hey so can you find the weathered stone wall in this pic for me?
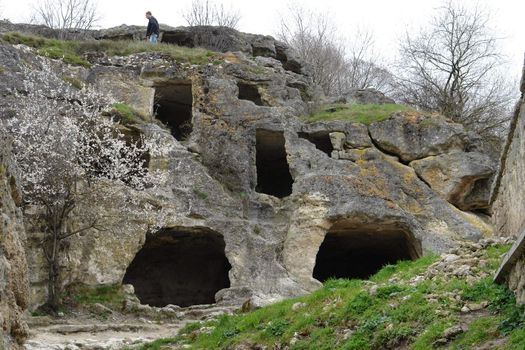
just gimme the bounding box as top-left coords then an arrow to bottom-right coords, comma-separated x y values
508,256 -> 525,304
491,61 -> 525,237
495,228 -> 525,305
493,59 -> 525,304
0,136 -> 29,349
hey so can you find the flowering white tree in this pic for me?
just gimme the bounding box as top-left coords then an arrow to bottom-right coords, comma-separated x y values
2,67 -> 167,311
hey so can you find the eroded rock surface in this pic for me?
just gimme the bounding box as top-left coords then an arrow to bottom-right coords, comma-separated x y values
369,113 -> 468,162
343,88 -> 395,105
0,23 -> 498,315
493,64 -> 525,305
410,152 -> 496,210
0,137 -> 29,349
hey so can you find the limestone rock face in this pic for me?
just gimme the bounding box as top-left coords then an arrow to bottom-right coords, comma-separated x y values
410,152 -> 496,210
0,137 -> 29,349
369,113 -> 468,162
95,25 -> 309,75
492,83 -> 525,237
507,256 -> 525,304
0,24 -> 498,310
344,88 -> 395,105
492,63 -> 525,306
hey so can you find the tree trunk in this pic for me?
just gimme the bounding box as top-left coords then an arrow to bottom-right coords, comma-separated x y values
46,254 -> 61,312
44,229 -> 61,313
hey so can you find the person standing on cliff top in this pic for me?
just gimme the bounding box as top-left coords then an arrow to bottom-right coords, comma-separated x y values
145,11 -> 159,44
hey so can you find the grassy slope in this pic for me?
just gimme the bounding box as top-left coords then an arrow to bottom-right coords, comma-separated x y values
0,32 -> 217,66
303,103 -> 414,124
134,244 -> 525,350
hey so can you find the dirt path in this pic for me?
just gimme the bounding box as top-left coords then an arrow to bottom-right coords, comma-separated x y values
23,303 -> 237,349
25,320 -> 188,350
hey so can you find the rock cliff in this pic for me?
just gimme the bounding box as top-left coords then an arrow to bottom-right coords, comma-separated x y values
0,136 -> 29,349
493,59 -> 525,304
491,62 -> 525,238
0,23 -> 498,312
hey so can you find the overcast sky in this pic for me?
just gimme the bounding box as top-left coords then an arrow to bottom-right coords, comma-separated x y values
2,0 -> 524,78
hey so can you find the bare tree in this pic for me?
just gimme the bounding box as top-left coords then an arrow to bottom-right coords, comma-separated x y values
183,0 -> 241,29
335,29 -> 395,95
278,6 -> 344,96
31,0 -> 98,36
277,6 -> 392,97
395,0 -> 517,137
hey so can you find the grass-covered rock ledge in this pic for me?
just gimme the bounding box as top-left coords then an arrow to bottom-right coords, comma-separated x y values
303,103 -> 414,124
0,32 -> 218,66
134,240 -> 525,350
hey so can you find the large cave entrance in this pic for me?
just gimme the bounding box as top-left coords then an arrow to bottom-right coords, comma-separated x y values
313,221 -> 421,282
122,228 -> 231,307
255,129 -> 294,198
154,82 -> 193,141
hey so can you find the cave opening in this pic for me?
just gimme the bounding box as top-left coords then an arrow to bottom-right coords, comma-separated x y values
298,132 -> 334,156
154,82 -> 193,141
122,228 -> 231,307
313,221 -> 421,282
238,82 -> 265,106
255,130 -> 294,198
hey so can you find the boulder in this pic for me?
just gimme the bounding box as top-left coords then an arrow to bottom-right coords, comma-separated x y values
369,113 -> 468,162
329,132 -> 346,151
344,88 -> 395,105
410,152 -> 496,210
300,122 -> 373,150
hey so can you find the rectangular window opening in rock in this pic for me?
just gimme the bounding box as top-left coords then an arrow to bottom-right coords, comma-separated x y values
255,129 -> 294,198
154,82 -> 193,141
237,82 -> 265,106
298,132 -> 334,156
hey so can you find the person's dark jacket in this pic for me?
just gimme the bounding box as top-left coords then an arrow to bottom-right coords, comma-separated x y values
146,16 -> 159,36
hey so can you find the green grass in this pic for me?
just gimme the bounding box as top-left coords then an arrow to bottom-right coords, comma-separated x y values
125,337 -> 179,350
303,103 -> 414,124
66,284 -> 126,309
132,243 -> 525,350
109,103 -> 145,125
451,316 -> 501,348
1,32 -> 218,67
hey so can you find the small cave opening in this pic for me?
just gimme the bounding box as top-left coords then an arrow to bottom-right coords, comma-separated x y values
159,32 -> 195,47
237,82 -> 265,106
298,132 -> 334,156
313,222 -> 421,282
255,129 -> 294,198
154,83 -> 193,141
122,228 -> 231,307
